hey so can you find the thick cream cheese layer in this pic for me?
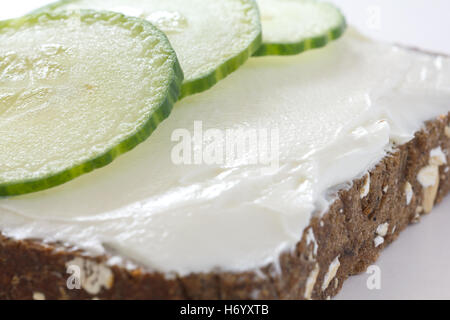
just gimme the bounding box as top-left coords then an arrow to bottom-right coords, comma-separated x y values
0,30 -> 449,275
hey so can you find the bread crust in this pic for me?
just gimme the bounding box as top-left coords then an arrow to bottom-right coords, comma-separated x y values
1,113 -> 449,300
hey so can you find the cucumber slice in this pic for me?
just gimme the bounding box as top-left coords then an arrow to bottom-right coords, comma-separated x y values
0,11 -> 183,196
254,0 -> 346,56
41,0 -> 262,97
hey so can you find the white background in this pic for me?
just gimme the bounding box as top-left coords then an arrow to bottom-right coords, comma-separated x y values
1,0 -> 450,300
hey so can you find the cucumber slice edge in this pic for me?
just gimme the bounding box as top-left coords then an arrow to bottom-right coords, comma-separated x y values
254,18 -> 346,56
180,31 -> 262,98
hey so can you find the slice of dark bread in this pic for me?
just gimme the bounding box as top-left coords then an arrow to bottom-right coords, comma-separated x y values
1,112 -> 448,300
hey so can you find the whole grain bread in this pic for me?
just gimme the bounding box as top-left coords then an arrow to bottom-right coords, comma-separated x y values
1,113 -> 448,300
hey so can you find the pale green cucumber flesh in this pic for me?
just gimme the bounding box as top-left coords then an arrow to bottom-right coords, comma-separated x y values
0,11 -> 183,196
40,0 -> 262,97
254,0 -> 347,56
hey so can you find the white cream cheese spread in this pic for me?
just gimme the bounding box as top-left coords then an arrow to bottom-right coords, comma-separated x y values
0,29 -> 449,276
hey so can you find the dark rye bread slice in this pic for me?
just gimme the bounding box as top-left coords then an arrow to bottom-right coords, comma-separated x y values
0,112 -> 448,300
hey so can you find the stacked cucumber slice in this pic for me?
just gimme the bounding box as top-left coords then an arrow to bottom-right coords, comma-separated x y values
255,0 -> 346,56
41,0 -> 263,97
1,0 -> 347,196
